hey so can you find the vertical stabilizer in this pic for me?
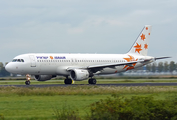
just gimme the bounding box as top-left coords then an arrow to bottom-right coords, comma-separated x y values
128,25 -> 152,56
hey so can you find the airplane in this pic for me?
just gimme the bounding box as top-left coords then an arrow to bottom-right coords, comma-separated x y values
5,25 -> 170,85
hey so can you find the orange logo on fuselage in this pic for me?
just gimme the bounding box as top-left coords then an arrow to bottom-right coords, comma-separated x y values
123,55 -> 138,71
50,56 -> 53,59
123,55 -> 135,62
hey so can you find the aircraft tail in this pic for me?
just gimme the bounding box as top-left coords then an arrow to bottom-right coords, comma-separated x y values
127,25 -> 152,56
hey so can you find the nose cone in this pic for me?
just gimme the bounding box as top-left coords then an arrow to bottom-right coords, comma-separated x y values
5,63 -> 13,73
5,62 -> 24,74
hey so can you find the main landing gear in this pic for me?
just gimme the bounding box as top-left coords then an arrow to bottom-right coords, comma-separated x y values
25,74 -> 31,85
64,77 -> 96,84
88,78 -> 97,84
64,77 -> 74,84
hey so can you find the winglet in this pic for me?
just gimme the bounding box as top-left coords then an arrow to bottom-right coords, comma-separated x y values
128,25 -> 152,56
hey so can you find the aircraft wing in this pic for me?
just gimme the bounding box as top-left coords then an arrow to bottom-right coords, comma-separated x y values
67,57 -> 170,73
67,61 -> 138,73
87,61 -> 138,74
87,61 -> 137,69
86,56 -> 170,73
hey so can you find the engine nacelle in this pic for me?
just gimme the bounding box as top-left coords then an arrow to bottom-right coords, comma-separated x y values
70,69 -> 90,81
34,75 -> 56,81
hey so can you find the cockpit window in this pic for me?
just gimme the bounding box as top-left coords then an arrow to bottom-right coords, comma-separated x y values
12,59 -> 25,62
12,59 -> 17,62
17,59 -> 21,62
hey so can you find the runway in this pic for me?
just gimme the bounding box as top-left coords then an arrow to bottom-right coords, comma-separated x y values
1,82 -> 177,87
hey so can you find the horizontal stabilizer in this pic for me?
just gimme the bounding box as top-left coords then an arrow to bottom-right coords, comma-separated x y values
155,57 -> 171,60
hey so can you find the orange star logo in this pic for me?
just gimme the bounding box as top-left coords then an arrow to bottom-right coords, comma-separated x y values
149,33 -> 150,35
50,56 -> 53,59
123,55 -> 135,62
123,55 -> 138,70
134,43 -> 142,54
140,34 -> 146,41
144,44 -> 148,49
146,27 -> 148,30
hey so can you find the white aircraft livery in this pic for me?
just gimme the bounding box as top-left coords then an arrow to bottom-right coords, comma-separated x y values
5,25 -> 169,85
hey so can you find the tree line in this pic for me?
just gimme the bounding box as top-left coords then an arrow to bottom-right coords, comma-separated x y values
146,61 -> 176,73
0,62 -> 10,77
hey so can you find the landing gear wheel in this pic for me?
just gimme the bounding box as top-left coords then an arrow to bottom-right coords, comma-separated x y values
64,79 -> 73,84
25,80 -> 30,85
88,78 -> 97,84
25,74 -> 31,85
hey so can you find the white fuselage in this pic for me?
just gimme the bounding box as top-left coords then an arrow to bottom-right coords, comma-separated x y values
5,53 -> 153,77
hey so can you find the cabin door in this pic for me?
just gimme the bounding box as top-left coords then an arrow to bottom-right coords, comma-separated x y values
29,55 -> 36,67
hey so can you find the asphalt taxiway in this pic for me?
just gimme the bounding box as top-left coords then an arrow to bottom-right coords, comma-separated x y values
1,82 -> 177,87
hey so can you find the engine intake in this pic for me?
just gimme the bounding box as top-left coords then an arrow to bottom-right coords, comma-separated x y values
34,75 -> 56,81
70,69 -> 90,81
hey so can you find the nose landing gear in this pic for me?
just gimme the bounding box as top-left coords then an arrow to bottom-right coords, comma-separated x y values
25,74 -> 31,85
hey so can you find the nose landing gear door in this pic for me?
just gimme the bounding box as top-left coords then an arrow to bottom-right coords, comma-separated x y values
29,55 -> 36,67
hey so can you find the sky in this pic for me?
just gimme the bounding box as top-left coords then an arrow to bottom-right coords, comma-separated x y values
0,0 -> 177,64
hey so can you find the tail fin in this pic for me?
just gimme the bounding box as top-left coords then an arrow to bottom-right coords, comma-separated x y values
127,25 -> 152,56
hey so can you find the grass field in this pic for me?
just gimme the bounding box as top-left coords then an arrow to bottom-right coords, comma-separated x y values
0,85 -> 177,119
0,94 -> 110,120
1,93 -> 176,120
1,78 -> 177,119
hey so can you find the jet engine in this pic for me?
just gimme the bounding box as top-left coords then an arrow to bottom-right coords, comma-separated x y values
70,69 -> 90,81
34,75 -> 56,81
